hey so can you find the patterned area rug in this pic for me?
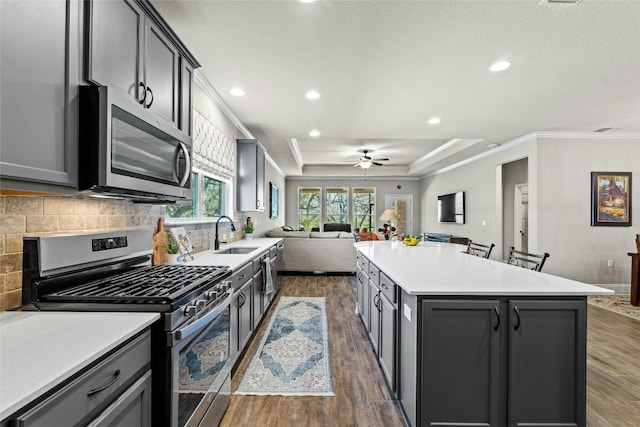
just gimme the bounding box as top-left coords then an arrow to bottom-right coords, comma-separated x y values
235,297 -> 334,396
587,293 -> 640,321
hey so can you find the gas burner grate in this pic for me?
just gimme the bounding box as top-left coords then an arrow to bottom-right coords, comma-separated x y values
43,265 -> 230,304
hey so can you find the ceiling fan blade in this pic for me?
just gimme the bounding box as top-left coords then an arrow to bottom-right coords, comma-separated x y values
372,161 -> 384,166
373,158 -> 389,161
353,163 -> 361,167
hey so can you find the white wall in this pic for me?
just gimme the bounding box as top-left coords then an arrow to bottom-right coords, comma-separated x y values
537,136 -> 639,284
284,178 -> 421,233
419,134 -> 639,285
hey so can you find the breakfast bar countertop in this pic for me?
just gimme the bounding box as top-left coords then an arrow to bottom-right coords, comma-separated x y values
0,311 -> 159,421
355,240 -> 613,297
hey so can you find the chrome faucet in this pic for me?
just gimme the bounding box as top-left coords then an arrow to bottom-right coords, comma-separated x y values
214,216 -> 236,250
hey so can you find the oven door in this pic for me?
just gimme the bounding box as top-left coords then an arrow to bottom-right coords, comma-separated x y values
169,289 -> 233,427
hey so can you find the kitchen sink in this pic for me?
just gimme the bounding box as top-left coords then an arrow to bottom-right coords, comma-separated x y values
215,247 -> 258,255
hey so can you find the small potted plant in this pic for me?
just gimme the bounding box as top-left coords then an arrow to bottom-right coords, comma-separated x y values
164,236 -> 181,262
244,217 -> 254,239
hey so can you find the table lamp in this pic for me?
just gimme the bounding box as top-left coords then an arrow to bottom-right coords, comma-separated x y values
378,209 -> 399,240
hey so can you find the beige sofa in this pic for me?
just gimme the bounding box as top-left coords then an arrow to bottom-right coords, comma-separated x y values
264,229 -> 357,273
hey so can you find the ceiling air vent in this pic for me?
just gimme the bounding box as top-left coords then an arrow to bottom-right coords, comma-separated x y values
593,127 -> 618,133
541,0 -> 583,4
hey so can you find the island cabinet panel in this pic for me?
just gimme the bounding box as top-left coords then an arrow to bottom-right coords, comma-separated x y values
416,298 -> 587,427
508,300 -> 586,427
378,293 -> 397,393
421,300 -> 501,427
368,279 -> 381,354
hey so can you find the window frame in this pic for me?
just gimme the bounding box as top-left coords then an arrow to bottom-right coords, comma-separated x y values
297,187 -> 322,231
165,168 -> 233,224
352,187 -> 376,232
325,187 -> 349,224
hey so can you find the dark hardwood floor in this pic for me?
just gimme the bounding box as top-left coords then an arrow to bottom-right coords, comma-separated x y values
220,275 -> 640,427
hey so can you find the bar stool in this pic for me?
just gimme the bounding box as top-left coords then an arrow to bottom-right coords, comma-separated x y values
507,247 -> 549,272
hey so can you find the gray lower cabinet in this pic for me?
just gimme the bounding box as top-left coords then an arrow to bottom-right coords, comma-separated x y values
86,370 -> 152,427
418,298 -> 586,427
252,268 -> 264,329
5,331 -> 151,427
378,293 -> 397,393
368,279 -> 381,354
0,0 -> 79,192
507,300 -> 586,427
420,300 -> 501,427
236,278 -> 253,352
236,140 -> 266,212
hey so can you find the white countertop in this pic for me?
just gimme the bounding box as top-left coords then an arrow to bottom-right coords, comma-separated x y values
0,311 -> 159,420
355,240 -> 613,296
169,237 -> 282,271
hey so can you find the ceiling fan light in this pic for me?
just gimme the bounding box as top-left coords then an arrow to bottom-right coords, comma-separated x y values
360,160 -> 372,169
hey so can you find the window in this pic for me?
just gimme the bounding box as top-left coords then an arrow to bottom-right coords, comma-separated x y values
166,170 -> 230,221
298,187 -> 321,231
325,187 -> 348,224
352,188 -> 376,231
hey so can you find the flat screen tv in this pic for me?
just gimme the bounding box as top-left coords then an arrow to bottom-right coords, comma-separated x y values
438,191 -> 465,224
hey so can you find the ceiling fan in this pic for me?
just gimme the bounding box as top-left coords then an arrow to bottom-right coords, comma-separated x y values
353,150 -> 389,169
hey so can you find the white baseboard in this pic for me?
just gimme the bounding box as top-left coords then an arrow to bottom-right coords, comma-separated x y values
594,283 -> 631,293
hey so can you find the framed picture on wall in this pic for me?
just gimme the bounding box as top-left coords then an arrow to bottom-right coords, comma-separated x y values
270,182 -> 279,219
591,172 -> 631,226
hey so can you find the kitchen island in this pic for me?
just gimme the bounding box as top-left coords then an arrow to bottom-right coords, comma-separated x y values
354,240 -> 612,427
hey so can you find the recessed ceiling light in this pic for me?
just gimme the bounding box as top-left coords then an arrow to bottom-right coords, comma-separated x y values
309,130 -> 320,137
428,117 -> 441,125
299,0 -> 315,3
230,87 -> 245,97
489,61 -> 511,72
305,90 -> 320,100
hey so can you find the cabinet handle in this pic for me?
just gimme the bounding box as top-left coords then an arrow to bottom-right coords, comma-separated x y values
238,292 -> 245,308
145,86 -> 154,108
493,306 -> 500,331
137,82 -> 146,104
87,369 -> 121,396
513,306 -> 521,330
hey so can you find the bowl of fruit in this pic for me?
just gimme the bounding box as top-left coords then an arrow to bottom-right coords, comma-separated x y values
403,235 -> 420,246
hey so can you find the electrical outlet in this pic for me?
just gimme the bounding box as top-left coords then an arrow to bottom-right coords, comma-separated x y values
607,259 -> 614,268
403,303 -> 412,322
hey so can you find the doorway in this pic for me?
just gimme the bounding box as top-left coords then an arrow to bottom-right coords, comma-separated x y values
501,158 -> 528,259
514,184 -> 528,252
385,194 -> 413,236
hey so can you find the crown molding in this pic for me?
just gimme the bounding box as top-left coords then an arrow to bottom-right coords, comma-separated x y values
193,70 -> 285,178
426,130 -> 640,178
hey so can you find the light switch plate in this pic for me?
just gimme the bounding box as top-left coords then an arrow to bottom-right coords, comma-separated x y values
403,303 -> 412,322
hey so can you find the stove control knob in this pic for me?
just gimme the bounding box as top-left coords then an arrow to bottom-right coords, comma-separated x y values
196,299 -> 207,310
184,305 -> 197,317
205,290 -> 218,300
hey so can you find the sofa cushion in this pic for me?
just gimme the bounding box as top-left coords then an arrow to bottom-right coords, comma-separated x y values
324,223 -> 352,232
338,232 -> 357,239
310,231 -> 340,238
265,229 -> 310,238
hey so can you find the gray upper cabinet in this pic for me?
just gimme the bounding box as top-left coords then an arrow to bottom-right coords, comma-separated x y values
180,58 -> 193,135
0,0 -> 79,192
86,0 -> 179,127
236,139 -> 266,212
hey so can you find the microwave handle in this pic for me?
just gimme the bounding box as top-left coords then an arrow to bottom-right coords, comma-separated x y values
174,142 -> 192,187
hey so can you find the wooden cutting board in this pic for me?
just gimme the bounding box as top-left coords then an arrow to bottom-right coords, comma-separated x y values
153,217 -> 169,265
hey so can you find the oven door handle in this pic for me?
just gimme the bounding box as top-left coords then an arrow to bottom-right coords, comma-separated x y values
173,289 -> 233,343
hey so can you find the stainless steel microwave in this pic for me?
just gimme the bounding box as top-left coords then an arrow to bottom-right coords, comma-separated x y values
79,85 -> 192,203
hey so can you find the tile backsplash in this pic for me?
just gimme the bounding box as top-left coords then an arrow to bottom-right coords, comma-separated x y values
0,195 -> 163,311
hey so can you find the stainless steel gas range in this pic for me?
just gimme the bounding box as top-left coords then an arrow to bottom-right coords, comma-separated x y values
22,229 -> 233,427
